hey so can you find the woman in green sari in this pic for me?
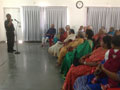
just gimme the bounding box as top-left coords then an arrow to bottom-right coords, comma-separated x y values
61,29 -> 94,76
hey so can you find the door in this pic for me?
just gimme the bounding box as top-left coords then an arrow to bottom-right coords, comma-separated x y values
4,8 -> 22,42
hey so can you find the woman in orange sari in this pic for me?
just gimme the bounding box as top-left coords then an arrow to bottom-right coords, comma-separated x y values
62,35 -> 112,90
57,32 -> 84,66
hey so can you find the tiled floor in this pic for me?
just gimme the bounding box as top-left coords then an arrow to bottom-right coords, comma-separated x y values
0,43 -> 63,90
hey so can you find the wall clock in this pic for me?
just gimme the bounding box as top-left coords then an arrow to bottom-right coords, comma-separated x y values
76,1 -> 84,9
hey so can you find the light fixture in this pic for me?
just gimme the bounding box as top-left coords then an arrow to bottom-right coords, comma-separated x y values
18,40 -> 23,44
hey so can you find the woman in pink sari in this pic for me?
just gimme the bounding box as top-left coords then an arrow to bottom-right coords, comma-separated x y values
62,35 -> 112,90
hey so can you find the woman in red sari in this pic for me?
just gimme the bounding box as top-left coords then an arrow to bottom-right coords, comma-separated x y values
62,35 -> 112,90
48,28 -> 67,56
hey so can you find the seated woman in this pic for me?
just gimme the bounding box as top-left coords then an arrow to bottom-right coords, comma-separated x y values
78,26 -> 84,33
53,35 -> 59,44
108,27 -> 115,36
53,28 -> 67,44
57,31 -> 84,66
48,29 -> 75,57
73,35 -> 120,90
93,28 -> 106,49
61,29 -> 94,76
62,35 -> 112,90
48,28 -> 67,56
114,30 -> 120,36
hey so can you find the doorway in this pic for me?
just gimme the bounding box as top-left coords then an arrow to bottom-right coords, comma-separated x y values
4,8 -> 23,42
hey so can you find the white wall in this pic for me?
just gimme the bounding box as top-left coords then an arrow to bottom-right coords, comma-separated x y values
0,1 -> 1,40
0,0 -> 5,41
0,0 -> 120,41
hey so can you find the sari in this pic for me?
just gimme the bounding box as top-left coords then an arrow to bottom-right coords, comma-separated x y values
73,49 -> 120,90
61,40 -> 93,76
63,47 -> 108,90
93,34 -> 105,49
103,49 -> 120,87
73,74 -> 108,90
93,34 -> 105,41
53,34 -> 60,44
48,32 -> 67,56
58,38 -> 84,65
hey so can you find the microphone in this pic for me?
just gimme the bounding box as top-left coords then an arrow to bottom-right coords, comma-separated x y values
14,19 -> 20,23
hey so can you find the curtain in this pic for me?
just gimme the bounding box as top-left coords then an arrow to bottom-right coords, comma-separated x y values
22,6 -> 46,41
22,6 -> 67,41
46,6 -> 67,34
87,7 -> 120,34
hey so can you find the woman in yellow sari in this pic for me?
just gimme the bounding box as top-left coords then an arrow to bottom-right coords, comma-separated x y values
57,32 -> 85,66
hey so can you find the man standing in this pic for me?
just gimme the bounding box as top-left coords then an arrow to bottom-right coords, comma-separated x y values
42,24 -> 56,47
4,14 -> 15,53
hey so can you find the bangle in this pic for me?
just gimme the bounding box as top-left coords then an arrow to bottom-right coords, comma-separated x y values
84,61 -> 87,65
